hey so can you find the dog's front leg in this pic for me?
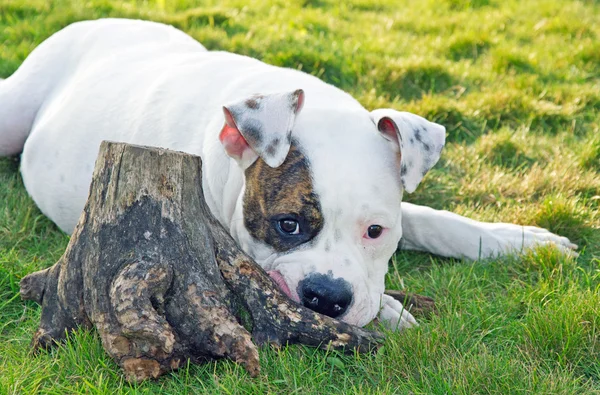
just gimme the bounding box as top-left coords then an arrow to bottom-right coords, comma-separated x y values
399,202 -> 577,260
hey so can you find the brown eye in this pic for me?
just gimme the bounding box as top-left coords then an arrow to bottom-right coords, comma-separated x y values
367,225 -> 383,239
278,219 -> 300,235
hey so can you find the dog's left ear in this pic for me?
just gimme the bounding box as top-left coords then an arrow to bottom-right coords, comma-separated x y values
371,109 -> 446,193
220,89 -> 305,169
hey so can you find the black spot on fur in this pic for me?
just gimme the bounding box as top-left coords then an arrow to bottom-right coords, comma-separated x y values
290,89 -> 303,111
241,118 -> 264,146
401,163 -> 408,176
245,98 -> 261,110
414,128 -> 423,143
264,138 -> 281,158
264,142 -> 277,157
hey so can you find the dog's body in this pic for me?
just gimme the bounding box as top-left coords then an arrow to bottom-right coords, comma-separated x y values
0,19 -> 576,329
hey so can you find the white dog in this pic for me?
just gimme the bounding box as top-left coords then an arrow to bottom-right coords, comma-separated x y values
0,19 -> 576,330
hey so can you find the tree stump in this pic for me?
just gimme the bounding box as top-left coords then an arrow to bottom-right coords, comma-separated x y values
19,141 -> 384,382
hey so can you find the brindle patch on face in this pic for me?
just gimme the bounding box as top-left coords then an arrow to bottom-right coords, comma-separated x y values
243,142 -> 324,252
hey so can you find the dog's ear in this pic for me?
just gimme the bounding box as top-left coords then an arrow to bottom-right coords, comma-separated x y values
219,89 -> 305,169
370,109 -> 446,193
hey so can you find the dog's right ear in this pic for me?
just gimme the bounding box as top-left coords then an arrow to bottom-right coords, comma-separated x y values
219,89 -> 304,169
371,109 -> 446,193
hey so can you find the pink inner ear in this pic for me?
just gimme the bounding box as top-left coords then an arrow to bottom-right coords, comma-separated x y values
223,106 -> 237,128
295,89 -> 305,113
377,117 -> 399,144
219,123 -> 250,160
220,106 -> 252,160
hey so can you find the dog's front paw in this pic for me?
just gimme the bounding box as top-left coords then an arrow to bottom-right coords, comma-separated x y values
487,223 -> 578,258
377,294 -> 418,331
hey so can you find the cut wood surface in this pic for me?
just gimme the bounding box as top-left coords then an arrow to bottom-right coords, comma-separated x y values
20,141 -> 385,382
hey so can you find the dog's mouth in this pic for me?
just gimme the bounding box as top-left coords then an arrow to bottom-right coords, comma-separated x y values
267,270 -> 299,302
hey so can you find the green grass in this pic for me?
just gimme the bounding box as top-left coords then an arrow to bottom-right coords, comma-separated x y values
1,0 -> 599,393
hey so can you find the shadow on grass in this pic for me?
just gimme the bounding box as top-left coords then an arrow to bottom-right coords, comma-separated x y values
476,132 -> 537,170
447,0 -> 497,10
160,7 -> 247,37
263,48 -> 359,88
0,2 -> 46,21
0,156 -> 19,174
446,36 -> 492,61
374,63 -> 457,102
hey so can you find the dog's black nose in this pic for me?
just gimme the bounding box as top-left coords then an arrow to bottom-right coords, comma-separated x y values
298,273 -> 353,318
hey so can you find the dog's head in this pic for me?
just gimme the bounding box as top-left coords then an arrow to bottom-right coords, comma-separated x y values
219,89 -> 445,326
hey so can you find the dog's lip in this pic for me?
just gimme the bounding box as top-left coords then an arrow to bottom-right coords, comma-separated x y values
267,270 -> 299,302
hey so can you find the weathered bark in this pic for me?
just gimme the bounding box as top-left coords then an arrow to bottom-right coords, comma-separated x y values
20,141 -> 383,382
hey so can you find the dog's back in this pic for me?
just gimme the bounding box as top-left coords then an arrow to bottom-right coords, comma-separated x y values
0,19 -> 204,157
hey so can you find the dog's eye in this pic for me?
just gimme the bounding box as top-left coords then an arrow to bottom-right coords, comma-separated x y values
278,219 -> 300,235
366,225 -> 383,239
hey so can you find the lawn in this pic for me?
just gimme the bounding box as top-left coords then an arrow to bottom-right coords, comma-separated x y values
1,0 -> 599,393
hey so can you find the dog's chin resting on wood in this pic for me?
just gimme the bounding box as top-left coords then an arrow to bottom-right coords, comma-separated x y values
1,19 -> 576,332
